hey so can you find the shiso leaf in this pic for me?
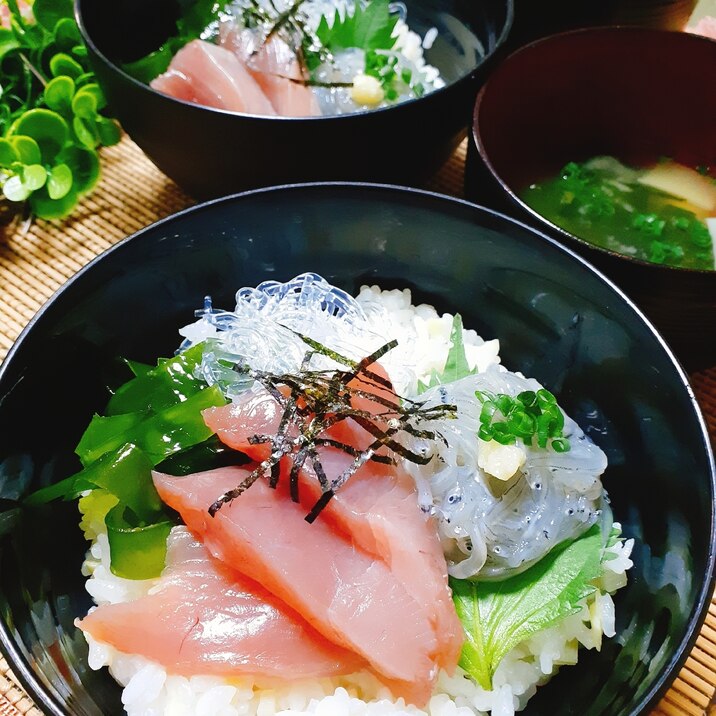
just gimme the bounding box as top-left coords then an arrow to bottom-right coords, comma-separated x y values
418,314 -> 476,393
122,0 -> 232,82
450,522 -> 605,690
316,0 -> 398,53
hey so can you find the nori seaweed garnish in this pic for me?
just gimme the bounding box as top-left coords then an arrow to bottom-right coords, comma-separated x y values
208,335 -> 456,522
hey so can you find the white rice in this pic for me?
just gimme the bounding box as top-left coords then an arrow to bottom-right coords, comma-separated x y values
81,280 -> 633,716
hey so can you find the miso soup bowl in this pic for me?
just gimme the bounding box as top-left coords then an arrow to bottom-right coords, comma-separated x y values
467,27 -> 716,371
75,0 -> 512,199
0,183 -> 714,716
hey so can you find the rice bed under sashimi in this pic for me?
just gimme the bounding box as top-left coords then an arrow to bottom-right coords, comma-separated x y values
60,275 -> 632,716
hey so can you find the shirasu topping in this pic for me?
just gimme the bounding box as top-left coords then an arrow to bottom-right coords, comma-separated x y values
406,372 -> 607,580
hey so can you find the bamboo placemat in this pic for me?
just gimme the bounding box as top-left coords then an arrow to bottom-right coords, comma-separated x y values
1,136 -> 715,716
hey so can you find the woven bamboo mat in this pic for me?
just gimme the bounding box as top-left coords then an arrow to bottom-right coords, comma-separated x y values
1,136 -> 715,716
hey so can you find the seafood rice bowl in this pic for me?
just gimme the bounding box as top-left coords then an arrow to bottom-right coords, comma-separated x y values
29,273 -> 633,716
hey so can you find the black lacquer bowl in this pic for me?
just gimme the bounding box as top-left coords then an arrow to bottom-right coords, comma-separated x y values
0,184 -> 713,716
75,0 -> 512,199
467,27 -> 716,372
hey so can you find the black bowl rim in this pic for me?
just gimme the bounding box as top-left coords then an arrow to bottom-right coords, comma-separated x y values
472,24 -> 716,277
0,181 -> 714,716
74,0 -> 514,123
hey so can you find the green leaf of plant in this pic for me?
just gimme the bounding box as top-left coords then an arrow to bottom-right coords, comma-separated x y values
2,174 -> 30,202
29,183 -> 79,219
72,88 -> 98,119
96,116 -> 121,147
49,52 -> 84,79
73,71 -> 95,88
54,17 -> 83,50
316,0 -> 398,52
0,138 -> 19,166
32,0 -> 74,32
0,27 -> 21,61
44,75 -> 76,114
47,162 -> 73,199
22,164 -> 48,191
10,109 -> 69,163
10,135 -> 41,165
450,523 -> 604,690
72,83 -> 107,119
72,115 -> 99,148
60,145 -> 99,194
0,2 -> 118,220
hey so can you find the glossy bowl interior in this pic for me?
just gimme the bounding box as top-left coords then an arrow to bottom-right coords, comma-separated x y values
75,0 -> 512,198
0,184 -> 714,716
467,27 -> 716,371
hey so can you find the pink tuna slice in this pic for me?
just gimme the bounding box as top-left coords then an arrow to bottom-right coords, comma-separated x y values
77,527 -> 362,679
202,378 -> 464,673
153,466 -> 440,705
150,39 -> 276,115
220,24 -> 320,117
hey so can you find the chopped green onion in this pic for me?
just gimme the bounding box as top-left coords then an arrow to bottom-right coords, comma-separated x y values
633,213 -> 666,237
475,388 -> 570,452
551,438 -> 571,453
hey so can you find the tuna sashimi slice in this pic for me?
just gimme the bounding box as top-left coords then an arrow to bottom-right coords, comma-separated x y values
221,25 -> 320,117
202,382 -> 463,672
151,39 -> 276,116
153,467 -> 440,704
77,527 -> 361,679
300,450 -> 464,672
201,361 -> 398,463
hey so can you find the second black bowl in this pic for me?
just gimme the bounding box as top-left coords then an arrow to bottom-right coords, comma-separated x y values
76,0 -> 512,198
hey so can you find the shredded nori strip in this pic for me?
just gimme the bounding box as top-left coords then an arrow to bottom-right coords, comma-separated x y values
208,336 -> 456,522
